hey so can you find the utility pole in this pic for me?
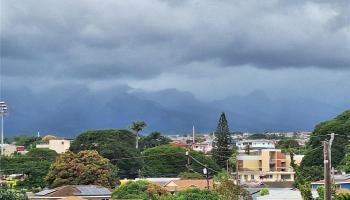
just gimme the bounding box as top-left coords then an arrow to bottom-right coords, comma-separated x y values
323,141 -> 332,200
329,133 -> 335,185
0,101 -> 7,156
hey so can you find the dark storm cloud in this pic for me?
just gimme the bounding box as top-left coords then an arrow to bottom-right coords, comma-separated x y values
1,0 -> 349,81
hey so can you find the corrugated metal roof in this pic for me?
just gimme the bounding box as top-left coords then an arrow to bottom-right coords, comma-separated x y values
35,189 -> 56,196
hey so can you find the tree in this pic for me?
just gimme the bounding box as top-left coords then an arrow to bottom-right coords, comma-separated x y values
0,148 -> 58,189
244,144 -> 251,155
0,188 -> 26,200
41,135 -> 57,143
45,150 -> 117,188
178,172 -> 204,180
228,146 -> 239,172
303,110 -> 350,168
339,145 -> 350,173
213,172 -> 252,200
212,112 -> 232,168
163,188 -> 221,200
276,138 -> 300,150
129,121 -> 147,149
70,129 -> 143,178
142,145 -> 220,177
112,180 -> 168,200
139,131 -> 171,151
13,135 -> 41,149
260,188 -> 269,196
248,133 -> 267,139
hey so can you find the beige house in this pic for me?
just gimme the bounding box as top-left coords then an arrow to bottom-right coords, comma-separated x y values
163,179 -> 213,192
237,149 -> 304,183
1,144 -> 17,156
36,139 -> 71,154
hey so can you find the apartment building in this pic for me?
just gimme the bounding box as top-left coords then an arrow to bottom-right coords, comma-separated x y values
237,149 -> 304,183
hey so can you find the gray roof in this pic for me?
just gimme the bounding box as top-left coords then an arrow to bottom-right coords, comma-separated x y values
35,189 -> 56,196
74,185 -> 112,196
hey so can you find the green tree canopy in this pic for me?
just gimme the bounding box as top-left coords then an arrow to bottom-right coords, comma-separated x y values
142,145 -> 220,177
339,145 -> 350,173
276,138 -> 300,150
0,148 -> 58,189
212,112 -> 232,168
248,133 -> 267,139
139,131 -> 171,151
302,110 -> 350,168
70,129 -> 143,178
13,135 -> 41,149
162,188 -> 221,200
45,150 -> 117,188
178,172 -> 204,180
112,180 -> 168,200
0,188 -> 26,200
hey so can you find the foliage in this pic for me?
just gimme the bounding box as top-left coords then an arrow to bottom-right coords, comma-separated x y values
244,144 -> 251,155
139,132 -> 171,151
70,129 -> 143,178
142,145 -> 220,177
41,135 -> 57,143
212,112 -> 232,168
162,188 -> 221,200
13,135 -> 42,149
228,146 -> 239,171
0,188 -> 26,200
276,138 -> 300,150
214,178 -> 252,200
335,193 -> 350,200
112,180 -> 168,200
213,171 -> 230,182
297,179 -> 313,200
248,133 -> 267,139
316,186 -> 324,200
0,148 -> 58,189
178,172 -> 204,179
26,148 -> 58,161
260,188 -> 269,196
303,110 -> 350,168
339,145 -> 350,173
45,150 -> 117,188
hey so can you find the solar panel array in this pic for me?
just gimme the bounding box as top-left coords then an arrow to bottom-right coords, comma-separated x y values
35,189 -> 56,196
75,185 -> 112,196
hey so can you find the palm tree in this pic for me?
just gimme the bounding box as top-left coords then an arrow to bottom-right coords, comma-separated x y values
128,121 -> 147,149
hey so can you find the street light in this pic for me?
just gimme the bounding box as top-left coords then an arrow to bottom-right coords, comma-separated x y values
203,167 -> 209,189
0,101 -> 8,156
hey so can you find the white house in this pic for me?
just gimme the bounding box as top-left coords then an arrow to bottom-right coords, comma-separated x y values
236,140 -> 275,149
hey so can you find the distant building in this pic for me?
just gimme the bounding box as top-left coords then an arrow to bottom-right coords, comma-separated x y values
0,144 -> 17,156
27,185 -> 112,200
311,174 -> 350,191
36,139 -> 71,154
236,140 -> 275,149
163,179 -> 213,192
236,149 -> 304,183
191,142 -> 213,153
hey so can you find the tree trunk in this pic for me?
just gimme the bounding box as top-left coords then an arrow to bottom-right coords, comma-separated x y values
136,131 -> 139,149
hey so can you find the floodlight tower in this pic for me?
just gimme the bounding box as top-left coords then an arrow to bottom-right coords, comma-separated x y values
0,101 -> 7,155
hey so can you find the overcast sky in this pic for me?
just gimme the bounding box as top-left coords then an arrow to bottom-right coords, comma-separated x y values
1,0 -> 350,107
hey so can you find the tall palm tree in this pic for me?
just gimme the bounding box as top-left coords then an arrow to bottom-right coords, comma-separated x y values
128,121 -> 147,149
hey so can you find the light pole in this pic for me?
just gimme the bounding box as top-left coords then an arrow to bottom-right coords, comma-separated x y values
203,166 -> 209,189
0,101 -> 7,156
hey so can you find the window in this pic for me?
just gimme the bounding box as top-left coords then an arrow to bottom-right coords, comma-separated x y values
251,175 -> 254,180
61,141 -> 64,145
244,175 -> 248,180
281,174 -> 291,180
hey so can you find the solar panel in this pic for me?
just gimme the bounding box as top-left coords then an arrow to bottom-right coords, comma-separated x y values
75,185 -> 111,196
35,189 -> 56,196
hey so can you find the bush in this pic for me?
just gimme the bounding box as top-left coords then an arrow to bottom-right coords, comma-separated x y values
260,188 -> 269,196
112,180 -> 169,200
162,188 -> 221,200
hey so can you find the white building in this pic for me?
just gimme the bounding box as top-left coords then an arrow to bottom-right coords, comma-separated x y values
0,144 -> 17,156
36,139 -> 71,154
236,140 -> 275,149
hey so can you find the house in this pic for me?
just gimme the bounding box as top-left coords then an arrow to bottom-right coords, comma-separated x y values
191,142 -> 213,153
0,144 -> 17,156
27,185 -> 112,200
163,179 -> 213,192
236,140 -> 275,150
135,178 -> 180,187
236,149 -> 304,183
36,139 -> 71,154
311,174 -> 350,191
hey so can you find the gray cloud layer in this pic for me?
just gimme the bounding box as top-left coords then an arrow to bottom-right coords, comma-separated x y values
2,0 -> 350,82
